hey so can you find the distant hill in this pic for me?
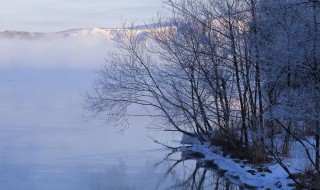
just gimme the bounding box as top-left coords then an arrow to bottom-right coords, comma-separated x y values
0,28 -> 118,40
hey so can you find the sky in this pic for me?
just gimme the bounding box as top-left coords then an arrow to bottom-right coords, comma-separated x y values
0,0 -> 163,32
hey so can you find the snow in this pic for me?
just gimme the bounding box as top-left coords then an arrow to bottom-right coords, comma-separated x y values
180,135 -> 295,189
0,27 -> 152,41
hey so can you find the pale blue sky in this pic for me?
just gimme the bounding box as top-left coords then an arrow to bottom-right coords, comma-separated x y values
0,0 -> 163,32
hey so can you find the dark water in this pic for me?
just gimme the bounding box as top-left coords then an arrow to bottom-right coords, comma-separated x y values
155,151 -> 242,190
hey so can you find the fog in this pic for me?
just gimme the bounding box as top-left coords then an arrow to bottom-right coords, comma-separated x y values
0,36 -> 109,69
0,36 -> 177,189
0,36 -> 168,152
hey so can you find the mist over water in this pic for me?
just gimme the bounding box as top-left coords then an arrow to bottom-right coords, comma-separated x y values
0,36 -> 109,69
0,36 -> 180,189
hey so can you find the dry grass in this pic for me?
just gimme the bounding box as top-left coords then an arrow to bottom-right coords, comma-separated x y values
211,132 -> 271,165
292,170 -> 320,190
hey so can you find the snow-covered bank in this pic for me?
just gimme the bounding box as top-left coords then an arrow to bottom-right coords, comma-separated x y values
180,136 -> 295,189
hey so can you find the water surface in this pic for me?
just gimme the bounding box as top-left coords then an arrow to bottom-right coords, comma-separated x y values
0,38 -> 240,189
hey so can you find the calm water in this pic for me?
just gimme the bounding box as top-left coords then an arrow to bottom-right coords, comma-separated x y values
0,40 -> 240,189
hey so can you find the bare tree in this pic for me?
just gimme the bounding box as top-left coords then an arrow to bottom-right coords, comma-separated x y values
85,0 -> 320,187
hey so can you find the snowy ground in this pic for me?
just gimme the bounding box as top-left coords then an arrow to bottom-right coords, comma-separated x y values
181,135 -> 298,190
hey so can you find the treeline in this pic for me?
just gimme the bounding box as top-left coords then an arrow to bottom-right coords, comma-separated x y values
86,0 -> 320,187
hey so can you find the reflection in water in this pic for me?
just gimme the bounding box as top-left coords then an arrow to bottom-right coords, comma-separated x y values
0,67 -> 241,189
0,126 -> 241,190
157,151 -> 242,190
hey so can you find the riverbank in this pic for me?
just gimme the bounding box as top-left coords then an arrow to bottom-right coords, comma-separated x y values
180,136 -> 296,189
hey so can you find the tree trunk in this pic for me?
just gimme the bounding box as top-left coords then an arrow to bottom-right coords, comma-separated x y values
316,121 -> 320,171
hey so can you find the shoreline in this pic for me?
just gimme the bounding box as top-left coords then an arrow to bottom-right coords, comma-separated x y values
180,141 -> 295,189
